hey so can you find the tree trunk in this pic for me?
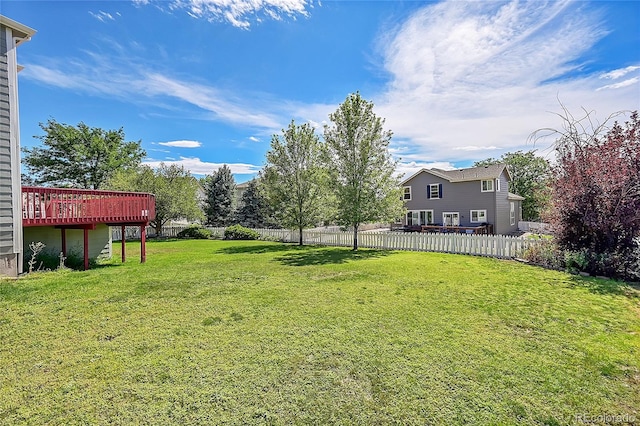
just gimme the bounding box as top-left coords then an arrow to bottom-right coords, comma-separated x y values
352,224 -> 358,251
299,226 -> 303,246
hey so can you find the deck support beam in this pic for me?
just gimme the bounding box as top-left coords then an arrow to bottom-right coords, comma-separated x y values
83,227 -> 89,270
121,225 -> 126,263
140,225 -> 146,263
61,228 -> 67,257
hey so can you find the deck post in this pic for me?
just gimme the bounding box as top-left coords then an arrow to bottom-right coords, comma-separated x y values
140,224 -> 146,263
61,228 -> 67,257
83,228 -> 89,271
121,225 -> 126,263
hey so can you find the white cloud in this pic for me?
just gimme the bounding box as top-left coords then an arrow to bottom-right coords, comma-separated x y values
158,0 -> 311,28
89,11 -> 116,22
596,77 -> 639,91
23,56 -> 282,130
249,136 -> 260,142
157,140 -> 202,148
143,157 -> 262,175
397,161 -> 456,181
600,65 -> 640,80
370,0 -> 639,164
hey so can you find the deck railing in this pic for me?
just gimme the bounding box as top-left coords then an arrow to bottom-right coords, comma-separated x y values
22,186 -> 155,226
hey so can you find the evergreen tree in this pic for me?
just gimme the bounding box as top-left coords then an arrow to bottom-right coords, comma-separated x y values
234,180 -> 273,228
203,164 -> 236,226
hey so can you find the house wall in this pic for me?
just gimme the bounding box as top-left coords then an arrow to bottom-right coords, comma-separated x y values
0,25 -> 21,277
23,224 -> 112,265
403,171 -> 498,227
495,172 -> 518,235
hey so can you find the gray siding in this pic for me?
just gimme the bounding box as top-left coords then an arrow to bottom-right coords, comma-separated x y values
494,171 -> 518,234
0,26 -> 14,258
403,171 -> 498,227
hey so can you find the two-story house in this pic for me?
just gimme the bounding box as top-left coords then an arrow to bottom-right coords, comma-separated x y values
401,164 -> 524,235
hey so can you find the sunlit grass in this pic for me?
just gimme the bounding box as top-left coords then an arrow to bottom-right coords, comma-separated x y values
1,240 -> 638,424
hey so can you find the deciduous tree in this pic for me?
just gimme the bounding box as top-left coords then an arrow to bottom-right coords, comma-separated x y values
474,150 -> 551,220
537,109 -> 640,279
108,164 -> 204,236
262,120 -> 327,245
23,119 -> 145,189
323,92 -> 403,250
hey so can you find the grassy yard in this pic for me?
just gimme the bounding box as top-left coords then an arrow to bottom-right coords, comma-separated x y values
1,240 -> 639,425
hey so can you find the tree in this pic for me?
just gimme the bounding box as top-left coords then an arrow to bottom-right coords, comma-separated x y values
107,164 -> 204,236
262,120 -> 327,245
23,119 -> 145,189
474,150 -> 551,220
234,179 -> 273,228
537,109 -> 639,279
323,92 -> 404,250
203,165 -> 236,226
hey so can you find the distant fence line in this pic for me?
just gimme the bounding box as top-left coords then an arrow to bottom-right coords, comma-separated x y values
112,225 -> 540,259
518,221 -> 551,233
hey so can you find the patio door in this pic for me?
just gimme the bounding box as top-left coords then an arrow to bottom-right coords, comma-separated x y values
443,212 -> 459,226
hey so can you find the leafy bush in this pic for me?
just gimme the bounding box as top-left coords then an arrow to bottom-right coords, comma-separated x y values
564,249 -> 589,274
522,239 -> 640,281
521,240 -> 564,271
224,224 -> 260,240
177,225 -> 212,239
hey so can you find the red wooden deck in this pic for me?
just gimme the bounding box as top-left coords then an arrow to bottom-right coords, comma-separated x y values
22,186 -> 155,227
21,186 -> 156,269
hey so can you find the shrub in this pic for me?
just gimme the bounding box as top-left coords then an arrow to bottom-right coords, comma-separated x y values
224,224 -> 260,240
521,240 -> 564,271
177,225 -> 212,239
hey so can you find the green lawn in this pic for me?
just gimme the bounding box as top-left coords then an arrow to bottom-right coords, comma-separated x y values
1,240 -> 639,425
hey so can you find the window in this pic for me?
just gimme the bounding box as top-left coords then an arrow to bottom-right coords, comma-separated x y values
428,183 -> 442,199
407,210 -> 434,225
403,186 -> 412,200
496,178 -> 500,192
481,179 -> 494,192
470,209 -> 487,223
510,202 -> 516,226
442,212 -> 459,226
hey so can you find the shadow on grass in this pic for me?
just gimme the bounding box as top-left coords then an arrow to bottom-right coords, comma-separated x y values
216,243 -> 298,255
567,275 -> 640,298
274,246 -> 393,266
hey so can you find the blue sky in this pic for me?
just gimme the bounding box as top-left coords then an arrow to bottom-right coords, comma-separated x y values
5,0 -> 640,183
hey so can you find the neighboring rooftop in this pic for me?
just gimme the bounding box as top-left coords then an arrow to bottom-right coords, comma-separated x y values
402,164 -> 509,185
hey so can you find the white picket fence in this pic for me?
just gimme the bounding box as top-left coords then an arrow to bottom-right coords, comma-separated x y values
113,225 -> 539,259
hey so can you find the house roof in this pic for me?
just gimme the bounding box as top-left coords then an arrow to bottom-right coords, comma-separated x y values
507,192 -> 525,201
0,15 -> 36,44
402,163 -> 509,185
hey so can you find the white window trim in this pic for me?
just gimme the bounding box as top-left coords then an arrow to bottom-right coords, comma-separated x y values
442,212 -> 460,226
428,183 -> 440,199
481,179 -> 494,192
510,202 -> 516,226
495,178 -> 501,192
470,209 -> 487,223
407,210 -> 434,225
403,186 -> 412,201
